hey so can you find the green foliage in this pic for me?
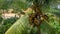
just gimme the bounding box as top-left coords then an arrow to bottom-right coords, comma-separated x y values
11,0 -> 32,10
0,16 -> 3,23
0,17 -> 19,34
5,14 -> 60,34
42,6 -> 60,17
3,17 -> 19,25
0,0 -> 60,34
5,15 -> 31,34
0,24 -> 12,34
0,0 -> 12,9
41,13 -> 60,34
0,0 -> 32,14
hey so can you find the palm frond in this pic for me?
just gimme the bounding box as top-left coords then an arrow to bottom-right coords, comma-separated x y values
5,13 -> 60,34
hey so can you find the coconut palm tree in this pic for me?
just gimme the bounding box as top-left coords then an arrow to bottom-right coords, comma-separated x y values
1,0 -> 59,34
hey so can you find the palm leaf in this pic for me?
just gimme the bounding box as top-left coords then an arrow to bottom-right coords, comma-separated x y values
2,0 -> 60,34
5,15 -> 31,34
9,0 -> 32,10
42,0 -> 60,17
0,0 -> 32,10
5,13 -> 60,34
